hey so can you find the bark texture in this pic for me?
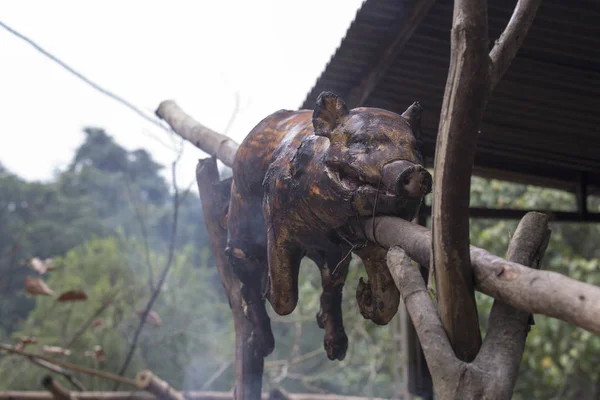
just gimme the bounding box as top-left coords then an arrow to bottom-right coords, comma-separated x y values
432,0 -> 489,362
156,100 -> 239,167
387,212 -> 549,399
431,0 -> 542,362
196,158 -> 263,400
362,216 -> 600,335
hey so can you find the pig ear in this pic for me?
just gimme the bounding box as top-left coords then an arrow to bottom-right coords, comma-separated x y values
313,91 -> 349,138
401,101 -> 423,138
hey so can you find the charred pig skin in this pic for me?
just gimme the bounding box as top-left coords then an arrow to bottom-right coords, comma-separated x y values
226,91 -> 431,361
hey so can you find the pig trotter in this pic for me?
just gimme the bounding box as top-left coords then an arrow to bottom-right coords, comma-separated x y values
354,246 -> 400,325
315,253 -> 350,361
240,280 -> 275,357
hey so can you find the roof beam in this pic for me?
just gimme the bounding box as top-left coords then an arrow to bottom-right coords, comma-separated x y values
346,0 -> 437,108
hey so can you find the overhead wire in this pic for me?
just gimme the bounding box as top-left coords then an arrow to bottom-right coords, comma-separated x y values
0,19 -> 178,152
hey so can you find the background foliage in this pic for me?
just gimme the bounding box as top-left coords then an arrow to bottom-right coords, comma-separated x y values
1,129 -> 598,398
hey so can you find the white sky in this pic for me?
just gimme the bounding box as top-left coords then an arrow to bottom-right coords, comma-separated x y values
0,0 -> 364,188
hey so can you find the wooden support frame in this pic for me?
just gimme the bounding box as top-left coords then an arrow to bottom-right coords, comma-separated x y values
431,0 -> 543,362
195,158 -> 264,400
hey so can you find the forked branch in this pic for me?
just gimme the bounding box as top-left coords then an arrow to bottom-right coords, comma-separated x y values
362,216 -> 600,335
386,212 -> 550,399
432,0 -> 543,361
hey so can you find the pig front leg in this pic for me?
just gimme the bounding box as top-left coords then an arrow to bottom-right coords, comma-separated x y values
226,181 -> 274,357
354,245 -> 400,325
314,252 -> 350,361
263,200 -> 304,316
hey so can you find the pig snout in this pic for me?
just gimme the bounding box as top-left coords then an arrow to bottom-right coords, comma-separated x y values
382,160 -> 432,198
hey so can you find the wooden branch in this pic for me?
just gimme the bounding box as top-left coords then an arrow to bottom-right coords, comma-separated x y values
115,159 -> 183,387
196,157 -> 264,400
363,216 -> 600,335
386,248 -> 461,395
475,212 -> 550,398
488,0 -> 543,90
156,101 -> 239,167
386,211 -> 552,398
64,298 -> 114,349
135,370 -> 184,400
431,0 -> 490,362
432,0 -> 543,362
41,376 -> 70,400
0,345 -> 137,387
0,393 -> 391,400
31,359 -> 85,391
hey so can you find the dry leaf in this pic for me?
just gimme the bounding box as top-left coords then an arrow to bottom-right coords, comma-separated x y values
24,277 -> 54,296
43,345 -> 71,356
136,309 -> 162,327
57,290 -> 88,302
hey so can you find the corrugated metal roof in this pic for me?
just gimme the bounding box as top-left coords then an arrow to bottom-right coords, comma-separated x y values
301,0 -> 600,193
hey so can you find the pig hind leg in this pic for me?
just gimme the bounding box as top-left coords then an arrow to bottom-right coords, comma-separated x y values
354,245 -> 400,325
314,252 -> 350,361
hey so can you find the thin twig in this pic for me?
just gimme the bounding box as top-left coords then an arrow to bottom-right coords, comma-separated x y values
124,178 -> 155,291
63,296 -> 116,349
30,358 -> 86,391
0,20 -> 177,152
200,361 -> 231,390
222,91 -> 241,135
0,344 -> 137,387
113,148 -> 184,388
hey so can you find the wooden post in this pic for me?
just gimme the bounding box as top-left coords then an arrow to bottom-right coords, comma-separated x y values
196,157 -> 264,400
431,0 -> 543,362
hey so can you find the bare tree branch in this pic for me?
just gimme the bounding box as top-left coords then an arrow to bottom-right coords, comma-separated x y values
431,0 -> 543,362
32,359 -> 86,391
488,0 -> 544,90
196,157 -> 264,400
201,362 -> 232,391
431,0 -> 490,362
387,247 -> 461,394
114,155 -> 183,387
0,344 -> 137,387
386,211 -> 551,398
475,212 -> 550,398
363,216 -> 600,335
156,101 -> 239,167
222,92 -> 241,135
63,297 -> 115,349
124,178 -> 155,292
